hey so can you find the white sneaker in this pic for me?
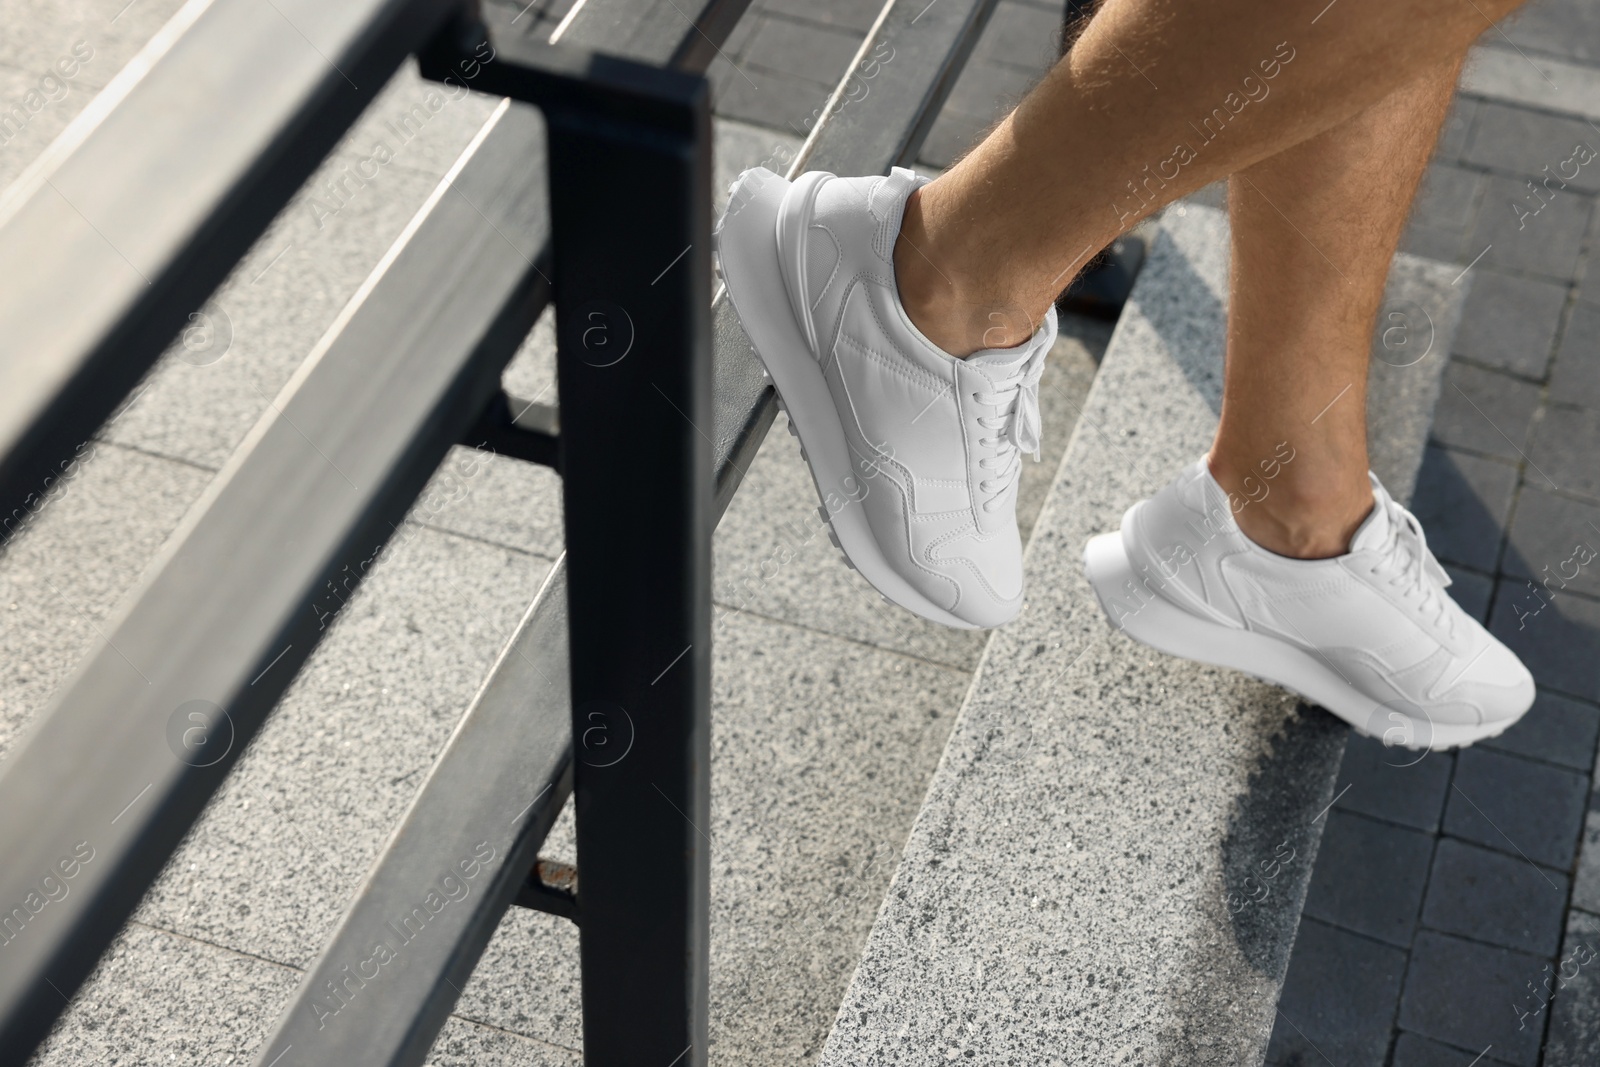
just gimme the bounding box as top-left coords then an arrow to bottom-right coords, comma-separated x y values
1083,457 -> 1535,749
715,166 -> 1057,629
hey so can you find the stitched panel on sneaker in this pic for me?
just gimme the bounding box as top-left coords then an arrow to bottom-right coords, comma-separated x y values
831,285 -> 966,470
804,224 -> 840,313
914,479 -> 969,513
932,525 -> 1024,601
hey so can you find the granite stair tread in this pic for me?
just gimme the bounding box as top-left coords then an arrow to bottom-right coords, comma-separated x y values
817,204 -> 1466,1066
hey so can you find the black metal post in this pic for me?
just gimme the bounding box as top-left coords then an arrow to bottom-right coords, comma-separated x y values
545,72 -> 714,1067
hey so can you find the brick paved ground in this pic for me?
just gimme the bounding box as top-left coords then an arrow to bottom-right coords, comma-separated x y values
1263,2 -> 1600,1063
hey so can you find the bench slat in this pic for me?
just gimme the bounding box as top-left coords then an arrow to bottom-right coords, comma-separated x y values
257,0 -> 1001,1063
0,0 -> 742,1062
0,94 -> 552,1063
0,0 -> 455,548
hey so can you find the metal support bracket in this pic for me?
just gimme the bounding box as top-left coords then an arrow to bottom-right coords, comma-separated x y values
464,390 -> 561,469
514,857 -> 581,922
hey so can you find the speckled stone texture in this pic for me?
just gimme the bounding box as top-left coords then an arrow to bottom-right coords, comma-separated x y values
818,205 -> 1464,1066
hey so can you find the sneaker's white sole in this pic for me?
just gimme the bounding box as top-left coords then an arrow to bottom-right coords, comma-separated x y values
716,168 -> 981,630
1082,530 -> 1514,751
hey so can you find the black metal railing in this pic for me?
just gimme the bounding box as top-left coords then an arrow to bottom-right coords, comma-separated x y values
0,0 -> 1001,1063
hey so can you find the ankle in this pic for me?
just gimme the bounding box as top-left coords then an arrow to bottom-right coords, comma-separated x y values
1234,497 -> 1372,559
892,186 -> 1040,357
1208,453 -> 1372,559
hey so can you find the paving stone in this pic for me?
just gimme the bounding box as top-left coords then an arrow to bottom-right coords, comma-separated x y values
1501,484 -> 1600,601
422,1019 -> 580,1067
457,611 -> 971,1061
1429,360 -> 1543,463
1334,734 -> 1454,834
1437,98 -> 1479,164
916,104 -> 989,170
1583,236 -> 1600,306
1572,806 -> 1600,914
1467,175 -> 1591,281
1444,564 -> 1495,623
710,118 -> 806,216
743,16 -> 865,89
26,921 -> 300,1066
1421,837 -> 1569,956
1398,930 -> 1548,1066
1464,44 -> 1600,130
1266,919 -> 1405,1067
1401,164 -> 1484,263
1491,577 -> 1600,702
33,917 -> 579,1065
710,55 -> 836,134
1450,269 -> 1567,379
1552,301 -> 1600,408
971,0 -> 1063,74
720,8 -> 761,56
757,0 -> 882,34
1411,445 -> 1518,571
1530,406 -> 1600,501
1390,1030 -> 1518,1067
132,525 -> 553,967
939,54 -> 1039,126
1367,255 -> 1468,506
406,443 -> 566,561
1544,908 -> 1600,1067
451,907 -> 583,1053
1502,0 -> 1600,65
1444,746 -> 1590,870
1463,101 -> 1600,196
1482,688 -> 1600,771
101,156 -> 448,469
1301,810 -> 1433,948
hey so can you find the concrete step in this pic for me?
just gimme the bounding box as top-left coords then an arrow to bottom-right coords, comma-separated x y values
817,204 -> 1467,1066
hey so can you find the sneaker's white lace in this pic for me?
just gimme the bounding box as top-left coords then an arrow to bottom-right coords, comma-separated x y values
973,355 -> 1045,513
1371,495 -> 1455,637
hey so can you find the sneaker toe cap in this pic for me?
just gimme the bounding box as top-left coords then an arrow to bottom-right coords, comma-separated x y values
950,585 -> 1024,628
1449,637 -> 1536,727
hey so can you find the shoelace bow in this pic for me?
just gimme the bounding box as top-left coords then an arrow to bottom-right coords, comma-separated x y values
1372,495 -> 1455,636
973,354 -> 1045,512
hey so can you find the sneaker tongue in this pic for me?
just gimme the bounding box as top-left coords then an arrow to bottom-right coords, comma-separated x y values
965,336 -> 1038,369
965,306 -> 1057,368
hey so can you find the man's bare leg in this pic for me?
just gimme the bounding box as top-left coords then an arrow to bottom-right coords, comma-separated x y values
895,0 -> 1522,356
1213,58 -> 1463,560
713,0 -> 1536,731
